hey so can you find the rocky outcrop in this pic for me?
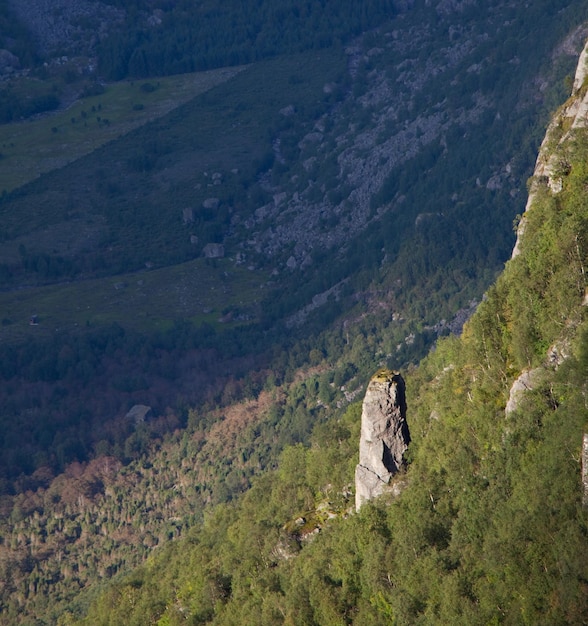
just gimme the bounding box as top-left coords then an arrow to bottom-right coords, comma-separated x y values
202,243 -> 225,258
355,369 -> 410,511
182,207 -> 195,224
504,368 -> 545,417
125,404 -> 152,424
505,340 -> 570,417
573,42 -> 588,92
7,0 -> 124,57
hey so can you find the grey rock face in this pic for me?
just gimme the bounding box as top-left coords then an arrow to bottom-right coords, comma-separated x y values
355,370 -> 410,510
504,368 -> 545,417
505,340 -> 570,417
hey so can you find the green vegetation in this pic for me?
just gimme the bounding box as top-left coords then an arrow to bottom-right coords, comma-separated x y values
0,68 -> 245,192
69,125 -> 588,626
0,48 -> 346,289
0,256 -> 266,343
95,0 -> 397,79
0,352 -> 364,623
372,368 -> 400,383
0,78 -> 58,125
2,0 -> 588,623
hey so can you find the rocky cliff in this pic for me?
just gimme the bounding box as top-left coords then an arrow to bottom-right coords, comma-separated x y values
7,0 -> 124,58
513,36 -> 588,258
355,369 -> 410,510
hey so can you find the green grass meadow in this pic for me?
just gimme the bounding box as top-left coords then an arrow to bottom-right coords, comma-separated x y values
0,66 -> 245,193
0,257 -> 269,343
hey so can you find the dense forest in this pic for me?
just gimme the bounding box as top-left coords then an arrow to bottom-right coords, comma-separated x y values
96,0 -> 398,79
2,0 -> 588,623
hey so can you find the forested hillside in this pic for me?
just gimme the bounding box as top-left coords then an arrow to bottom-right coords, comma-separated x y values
2,0 -> 588,623
96,0 -> 398,79
70,50 -> 588,625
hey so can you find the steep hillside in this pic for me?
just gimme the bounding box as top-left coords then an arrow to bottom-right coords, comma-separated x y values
70,40 -> 588,626
0,1 -> 585,487
3,1 -> 588,623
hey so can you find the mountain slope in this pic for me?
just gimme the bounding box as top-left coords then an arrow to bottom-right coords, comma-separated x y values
69,37 -> 588,626
3,2 -> 588,624
0,1 -> 585,488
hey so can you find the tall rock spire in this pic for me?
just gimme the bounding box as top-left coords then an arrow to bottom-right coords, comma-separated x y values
355,369 -> 410,511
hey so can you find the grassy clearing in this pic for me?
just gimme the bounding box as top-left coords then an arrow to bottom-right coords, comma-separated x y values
0,257 -> 269,343
0,66 -> 245,193
0,49 -> 346,342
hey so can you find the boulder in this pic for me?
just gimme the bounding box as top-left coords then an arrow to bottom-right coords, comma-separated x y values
125,405 -> 152,424
355,369 -> 410,510
203,198 -> 220,210
182,207 -> 195,224
203,243 -> 225,258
